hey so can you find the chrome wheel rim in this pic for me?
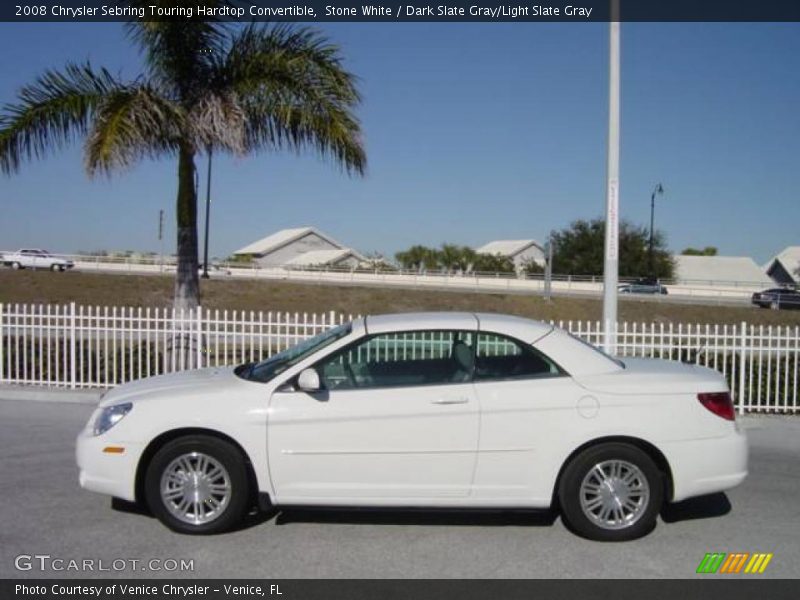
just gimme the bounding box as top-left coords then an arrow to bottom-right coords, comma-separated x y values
579,460 -> 650,530
160,452 -> 231,525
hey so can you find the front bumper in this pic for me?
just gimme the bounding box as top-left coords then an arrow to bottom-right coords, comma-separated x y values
76,429 -> 143,502
662,427 -> 748,502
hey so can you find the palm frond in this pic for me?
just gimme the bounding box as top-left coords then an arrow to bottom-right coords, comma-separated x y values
126,2 -> 228,99
213,24 -> 366,174
0,63 -> 122,174
85,84 -> 184,175
187,91 -> 246,155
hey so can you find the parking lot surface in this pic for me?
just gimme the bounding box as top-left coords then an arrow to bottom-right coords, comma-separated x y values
1,397 -> 798,579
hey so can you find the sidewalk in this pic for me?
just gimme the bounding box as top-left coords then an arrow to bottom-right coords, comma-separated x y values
0,384 -> 103,405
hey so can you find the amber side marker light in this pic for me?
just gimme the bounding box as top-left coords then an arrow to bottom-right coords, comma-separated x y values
102,446 -> 125,454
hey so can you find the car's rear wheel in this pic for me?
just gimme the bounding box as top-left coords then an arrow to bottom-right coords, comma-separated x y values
144,435 -> 251,535
558,443 -> 663,541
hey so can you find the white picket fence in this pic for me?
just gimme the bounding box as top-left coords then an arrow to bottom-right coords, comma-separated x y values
0,302 -> 798,414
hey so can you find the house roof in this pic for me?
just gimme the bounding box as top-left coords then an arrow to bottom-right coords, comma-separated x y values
674,255 -> 772,285
234,227 -> 344,256
763,246 -> 800,282
475,239 -> 543,257
283,248 -> 364,267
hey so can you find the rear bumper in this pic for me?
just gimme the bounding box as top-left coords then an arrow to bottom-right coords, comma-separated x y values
661,427 -> 748,502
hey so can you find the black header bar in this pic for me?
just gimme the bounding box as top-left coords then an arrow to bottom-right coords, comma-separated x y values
2,579 -> 798,600
4,1 -> 800,22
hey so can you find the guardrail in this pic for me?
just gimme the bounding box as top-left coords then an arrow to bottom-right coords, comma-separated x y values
1,302 -> 797,413
0,250 -> 772,304
1,250 -> 776,292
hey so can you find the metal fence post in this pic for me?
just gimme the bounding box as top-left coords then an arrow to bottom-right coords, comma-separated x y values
0,303 -> 4,383
738,321 -> 747,415
196,306 -> 203,369
69,301 -> 77,389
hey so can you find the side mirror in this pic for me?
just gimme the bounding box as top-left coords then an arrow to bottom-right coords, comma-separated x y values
297,368 -> 321,392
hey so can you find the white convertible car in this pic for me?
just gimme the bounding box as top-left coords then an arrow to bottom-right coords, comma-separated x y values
76,312 -> 747,541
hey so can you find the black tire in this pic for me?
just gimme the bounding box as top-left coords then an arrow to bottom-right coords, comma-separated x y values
51,264 -> 61,272
11,262 -> 22,270
558,443 -> 663,541
144,435 -> 251,535
770,300 -> 780,310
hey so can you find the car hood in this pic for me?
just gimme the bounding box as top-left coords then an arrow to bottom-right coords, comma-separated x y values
99,366 -> 243,407
574,357 -> 728,395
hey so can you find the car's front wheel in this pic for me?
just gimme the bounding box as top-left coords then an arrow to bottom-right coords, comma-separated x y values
144,435 -> 251,534
558,443 -> 663,541
11,262 -> 22,270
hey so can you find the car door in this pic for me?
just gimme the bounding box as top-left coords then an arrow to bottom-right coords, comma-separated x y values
19,250 -> 35,268
470,332 -> 584,504
267,329 -> 480,503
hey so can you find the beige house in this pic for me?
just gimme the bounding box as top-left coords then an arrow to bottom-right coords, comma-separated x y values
475,239 -> 546,273
763,246 -> 800,286
234,227 -> 365,268
673,255 -> 772,286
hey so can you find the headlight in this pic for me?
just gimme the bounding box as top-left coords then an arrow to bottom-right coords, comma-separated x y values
93,403 -> 133,436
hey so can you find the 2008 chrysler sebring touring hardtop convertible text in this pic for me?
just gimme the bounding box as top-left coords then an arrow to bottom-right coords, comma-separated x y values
76,312 -> 747,541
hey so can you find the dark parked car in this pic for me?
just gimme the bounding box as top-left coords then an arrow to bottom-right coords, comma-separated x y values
751,288 -> 800,310
618,279 -> 668,295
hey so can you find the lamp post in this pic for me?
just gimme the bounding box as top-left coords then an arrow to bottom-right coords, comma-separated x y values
602,0 -> 621,354
648,183 -> 664,280
201,148 -> 212,279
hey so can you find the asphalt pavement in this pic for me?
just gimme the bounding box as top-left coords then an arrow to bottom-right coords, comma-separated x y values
0,397 -> 798,579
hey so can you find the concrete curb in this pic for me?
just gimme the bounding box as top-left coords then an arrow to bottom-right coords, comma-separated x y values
0,384 -> 102,405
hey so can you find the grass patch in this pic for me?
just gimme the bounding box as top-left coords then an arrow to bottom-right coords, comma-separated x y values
2,270 -> 799,327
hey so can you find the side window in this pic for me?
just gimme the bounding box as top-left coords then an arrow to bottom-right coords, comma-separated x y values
474,332 -> 564,381
316,330 -> 475,390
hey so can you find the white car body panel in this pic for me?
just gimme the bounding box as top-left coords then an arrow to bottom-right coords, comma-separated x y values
268,382 -> 479,502
76,312 -> 747,512
3,248 -> 73,269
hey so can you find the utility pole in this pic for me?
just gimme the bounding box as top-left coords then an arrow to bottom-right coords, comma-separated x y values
544,235 -> 554,302
602,0 -> 621,354
649,183 -> 664,281
158,209 -> 164,272
202,148 -> 212,279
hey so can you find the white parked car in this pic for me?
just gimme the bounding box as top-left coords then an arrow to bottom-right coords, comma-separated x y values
2,248 -> 74,271
76,312 -> 747,541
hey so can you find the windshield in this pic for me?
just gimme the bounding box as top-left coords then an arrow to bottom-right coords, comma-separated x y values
238,322 -> 353,383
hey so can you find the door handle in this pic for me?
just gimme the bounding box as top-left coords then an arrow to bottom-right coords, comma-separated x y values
431,397 -> 469,405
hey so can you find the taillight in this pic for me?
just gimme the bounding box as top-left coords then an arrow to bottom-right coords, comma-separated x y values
698,392 -> 735,421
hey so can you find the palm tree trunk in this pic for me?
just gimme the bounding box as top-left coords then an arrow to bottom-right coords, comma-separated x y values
174,143 -> 200,311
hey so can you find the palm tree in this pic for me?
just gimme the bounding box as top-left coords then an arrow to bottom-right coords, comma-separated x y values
395,245 -> 439,272
0,7 -> 365,309
438,244 -> 464,274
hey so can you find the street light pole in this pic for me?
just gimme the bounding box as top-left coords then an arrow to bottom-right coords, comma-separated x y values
648,183 -> 664,280
201,148 -> 212,279
602,0 -> 621,354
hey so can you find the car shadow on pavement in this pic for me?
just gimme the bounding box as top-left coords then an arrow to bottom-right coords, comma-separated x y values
660,492 -> 731,523
273,507 -> 559,528
111,498 -> 281,532
111,497 -> 151,516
